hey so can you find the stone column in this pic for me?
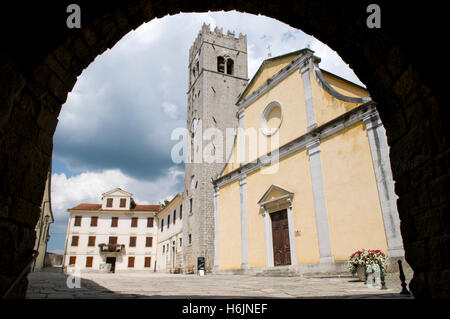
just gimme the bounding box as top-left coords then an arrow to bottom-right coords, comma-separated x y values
263,207 -> 274,268
213,186 -> 220,271
238,110 -> 245,164
300,58 -> 317,132
363,112 -> 404,258
239,175 -> 249,269
307,138 -> 334,263
286,201 -> 298,266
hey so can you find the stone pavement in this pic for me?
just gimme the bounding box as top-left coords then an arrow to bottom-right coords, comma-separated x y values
25,267 -> 415,299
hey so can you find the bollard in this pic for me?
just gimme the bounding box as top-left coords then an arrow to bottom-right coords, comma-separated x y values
379,262 -> 387,290
398,260 -> 410,295
365,264 -> 371,286
371,264 -> 376,286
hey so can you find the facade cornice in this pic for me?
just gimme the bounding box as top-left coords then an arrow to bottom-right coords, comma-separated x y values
67,209 -> 158,214
213,101 -> 377,189
310,60 -> 372,104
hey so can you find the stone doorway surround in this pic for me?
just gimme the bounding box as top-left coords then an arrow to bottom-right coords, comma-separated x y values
258,185 -> 297,269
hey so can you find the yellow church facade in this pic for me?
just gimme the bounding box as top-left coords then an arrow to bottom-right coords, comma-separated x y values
212,49 -> 404,273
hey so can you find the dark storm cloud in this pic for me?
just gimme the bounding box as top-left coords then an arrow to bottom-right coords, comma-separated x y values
53,12 -> 363,183
54,18 -> 189,181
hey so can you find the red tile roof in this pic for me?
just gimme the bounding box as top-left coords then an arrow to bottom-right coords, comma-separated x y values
70,204 -> 102,210
69,203 -> 160,212
133,205 -> 161,211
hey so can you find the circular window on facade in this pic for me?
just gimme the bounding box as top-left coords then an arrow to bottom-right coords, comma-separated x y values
261,101 -> 283,136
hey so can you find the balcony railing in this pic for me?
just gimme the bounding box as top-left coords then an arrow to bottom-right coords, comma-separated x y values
98,243 -> 125,253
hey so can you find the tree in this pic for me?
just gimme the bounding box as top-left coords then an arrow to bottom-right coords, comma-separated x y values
160,199 -> 170,208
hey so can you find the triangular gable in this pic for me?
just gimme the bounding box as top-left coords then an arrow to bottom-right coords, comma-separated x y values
102,188 -> 133,197
239,49 -> 308,101
257,185 -> 293,205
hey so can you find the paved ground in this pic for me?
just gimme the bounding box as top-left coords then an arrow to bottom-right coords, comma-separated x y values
26,267 -> 414,299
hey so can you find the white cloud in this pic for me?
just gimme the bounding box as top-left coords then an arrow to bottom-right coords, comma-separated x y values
162,102 -> 179,119
51,166 -> 183,218
48,167 -> 183,251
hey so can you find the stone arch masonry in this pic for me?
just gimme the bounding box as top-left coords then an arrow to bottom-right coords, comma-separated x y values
0,1 -> 448,298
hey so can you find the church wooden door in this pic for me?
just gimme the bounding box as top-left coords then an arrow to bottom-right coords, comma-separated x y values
271,209 -> 291,266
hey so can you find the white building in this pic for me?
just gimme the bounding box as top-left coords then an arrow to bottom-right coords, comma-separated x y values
32,168 -> 54,271
155,193 -> 184,272
63,188 -> 160,272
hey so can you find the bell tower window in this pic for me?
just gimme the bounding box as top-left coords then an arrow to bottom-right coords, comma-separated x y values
217,56 -> 225,73
226,59 -> 234,75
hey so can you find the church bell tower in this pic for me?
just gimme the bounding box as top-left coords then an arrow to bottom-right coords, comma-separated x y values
182,24 -> 248,271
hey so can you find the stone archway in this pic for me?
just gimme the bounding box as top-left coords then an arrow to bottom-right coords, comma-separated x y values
0,1 -> 447,298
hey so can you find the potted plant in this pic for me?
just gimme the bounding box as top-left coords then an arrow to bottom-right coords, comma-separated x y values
348,249 -> 387,281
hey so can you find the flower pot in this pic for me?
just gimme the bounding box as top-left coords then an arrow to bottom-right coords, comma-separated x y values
356,265 -> 366,282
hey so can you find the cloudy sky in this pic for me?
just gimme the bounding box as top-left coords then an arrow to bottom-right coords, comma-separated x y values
48,11 -> 364,253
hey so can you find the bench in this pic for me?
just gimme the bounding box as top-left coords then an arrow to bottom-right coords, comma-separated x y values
184,265 -> 194,274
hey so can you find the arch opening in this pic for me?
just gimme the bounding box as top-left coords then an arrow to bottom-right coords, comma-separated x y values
0,2 -> 447,299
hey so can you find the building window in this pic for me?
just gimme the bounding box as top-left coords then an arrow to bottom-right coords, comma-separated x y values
179,238 -> 182,247
188,234 -> 192,245
86,256 -> 93,268
74,216 -> 82,227
145,257 -> 151,268
180,205 -> 182,220
173,210 -> 176,224
161,219 -> 164,231
147,217 -> 154,228
261,101 -> 283,136
69,256 -> 76,265
129,236 -> 136,247
217,56 -> 225,73
90,216 -> 98,227
167,214 -> 170,229
120,198 -> 126,208
71,236 -> 79,247
163,245 -> 165,253
106,198 -> 113,207
189,198 -> 193,215
111,217 -> 118,227
226,58 -> 234,75
146,237 -> 153,247
88,236 -> 96,247
131,217 -> 138,228
128,256 -> 135,268
109,236 -> 117,245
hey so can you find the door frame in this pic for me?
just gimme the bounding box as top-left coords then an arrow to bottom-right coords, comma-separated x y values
262,200 -> 297,268
106,257 -> 116,273
270,209 -> 291,266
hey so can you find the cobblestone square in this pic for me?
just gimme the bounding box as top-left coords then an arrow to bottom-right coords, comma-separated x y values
26,267 -> 414,299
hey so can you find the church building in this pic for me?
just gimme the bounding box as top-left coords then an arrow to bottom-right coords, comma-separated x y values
211,47 -> 405,273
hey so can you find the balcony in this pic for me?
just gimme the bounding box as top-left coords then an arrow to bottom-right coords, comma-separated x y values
98,243 -> 125,253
